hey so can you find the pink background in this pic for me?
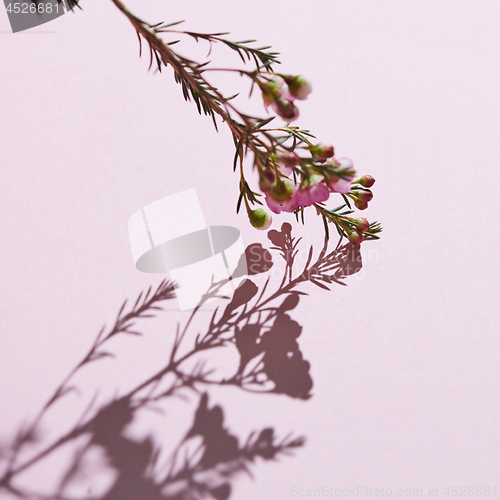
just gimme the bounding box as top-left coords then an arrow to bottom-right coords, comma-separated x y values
1,0 -> 500,497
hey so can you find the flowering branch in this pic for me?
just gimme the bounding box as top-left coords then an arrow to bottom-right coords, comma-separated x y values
109,0 -> 382,243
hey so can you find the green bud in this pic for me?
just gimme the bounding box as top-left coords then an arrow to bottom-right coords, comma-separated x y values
259,169 -> 275,192
282,75 -> 312,100
347,230 -> 364,245
270,177 -> 295,203
248,208 -> 272,230
359,175 -> 375,188
354,217 -> 370,232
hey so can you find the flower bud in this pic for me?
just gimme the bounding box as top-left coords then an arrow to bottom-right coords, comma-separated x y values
259,169 -> 275,192
270,177 -> 295,203
359,175 -> 376,188
261,77 -> 284,108
347,230 -> 364,245
273,97 -> 300,121
248,208 -> 272,230
354,200 -> 368,210
354,217 -> 370,232
282,75 -> 312,101
259,178 -> 272,192
310,144 -> 334,162
324,157 -> 356,194
279,152 -> 299,168
356,189 -> 373,203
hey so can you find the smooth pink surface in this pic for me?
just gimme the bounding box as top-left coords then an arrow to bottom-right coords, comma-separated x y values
1,0 -> 500,497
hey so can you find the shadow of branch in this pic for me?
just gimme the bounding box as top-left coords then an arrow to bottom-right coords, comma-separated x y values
0,223 -> 363,500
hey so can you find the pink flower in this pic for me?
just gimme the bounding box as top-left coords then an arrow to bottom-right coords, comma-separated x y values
282,195 -> 300,212
269,177 -> 296,203
329,178 -> 352,194
265,192 -> 300,214
326,157 -> 355,194
266,194 -> 283,214
296,175 -> 330,207
308,182 -> 330,203
266,177 -> 297,214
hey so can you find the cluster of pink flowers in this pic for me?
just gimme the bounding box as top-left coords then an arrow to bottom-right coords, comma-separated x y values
262,153 -> 356,215
261,75 -> 312,122
247,73 -> 378,243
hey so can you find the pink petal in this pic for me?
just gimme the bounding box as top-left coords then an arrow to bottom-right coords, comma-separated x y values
278,165 -> 293,177
336,157 -> 354,169
330,178 -> 352,194
265,195 -> 282,214
281,194 -> 300,213
296,189 -> 312,207
280,82 -> 295,102
309,183 -> 330,203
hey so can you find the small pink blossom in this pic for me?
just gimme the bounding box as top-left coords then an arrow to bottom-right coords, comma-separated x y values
327,157 -> 355,194
266,194 -> 283,214
265,192 -> 300,214
308,182 -> 330,203
281,195 -> 300,212
297,176 -> 330,206
329,178 -> 352,194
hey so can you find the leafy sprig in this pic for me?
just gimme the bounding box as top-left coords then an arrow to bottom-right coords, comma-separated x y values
108,0 -> 381,242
